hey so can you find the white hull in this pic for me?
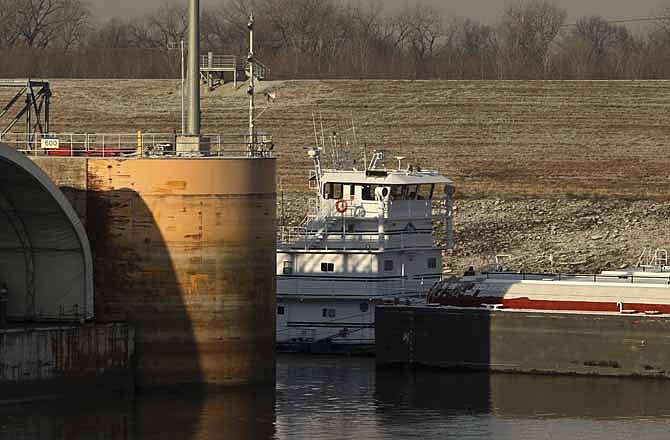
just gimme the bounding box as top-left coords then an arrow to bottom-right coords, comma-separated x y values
276,297 -> 376,348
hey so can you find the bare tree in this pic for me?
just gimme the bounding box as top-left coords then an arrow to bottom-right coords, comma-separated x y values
14,0 -> 91,49
498,0 -> 566,78
560,16 -> 633,78
55,0 -> 91,49
449,19 -> 498,79
393,4 -> 443,61
87,18 -> 133,48
147,3 -> 188,48
0,0 -> 21,48
8,0 -> 670,80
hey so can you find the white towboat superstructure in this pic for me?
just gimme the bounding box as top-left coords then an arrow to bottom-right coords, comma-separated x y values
277,147 -> 455,352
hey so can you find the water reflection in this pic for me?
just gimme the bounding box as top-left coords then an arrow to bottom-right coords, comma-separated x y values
375,368 -> 670,419
4,356 -> 670,440
0,386 -> 276,440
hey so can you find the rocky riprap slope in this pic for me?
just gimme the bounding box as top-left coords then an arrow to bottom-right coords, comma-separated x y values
280,193 -> 669,274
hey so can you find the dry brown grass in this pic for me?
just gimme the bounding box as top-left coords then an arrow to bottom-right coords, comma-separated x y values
3,79 -> 670,199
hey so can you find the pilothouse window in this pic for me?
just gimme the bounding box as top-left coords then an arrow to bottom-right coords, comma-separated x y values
387,185 -> 435,200
323,183 -> 344,200
407,185 -> 418,200
332,184 -> 343,199
321,262 -> 335,272
390,186 -> 403,200
417,184 -> 434,200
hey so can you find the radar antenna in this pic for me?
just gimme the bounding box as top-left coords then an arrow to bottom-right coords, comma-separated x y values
368,151 -> 384,170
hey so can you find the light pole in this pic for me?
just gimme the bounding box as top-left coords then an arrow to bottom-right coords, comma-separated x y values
248,14 -> 255,153
181,39 -> 185,135
187,0 -> 200,136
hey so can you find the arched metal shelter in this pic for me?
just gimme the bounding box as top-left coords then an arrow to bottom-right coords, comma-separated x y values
0,143 -> 93,321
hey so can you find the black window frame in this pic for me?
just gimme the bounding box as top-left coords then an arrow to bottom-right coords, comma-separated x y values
362,184 -> 379,201
323,183 -> 344,200
407,185 -> 419,200
384,259 -> 394,272
332,183 -> 343,199
417,184 -> 434,200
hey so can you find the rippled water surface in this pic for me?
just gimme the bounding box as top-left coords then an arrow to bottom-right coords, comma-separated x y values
3,355 -> 670,439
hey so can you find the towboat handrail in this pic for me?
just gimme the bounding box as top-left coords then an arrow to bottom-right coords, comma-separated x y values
277,275 -> 434,298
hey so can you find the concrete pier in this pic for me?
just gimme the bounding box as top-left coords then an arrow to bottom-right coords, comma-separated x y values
0,323 -> 134,404
31,156 -> 277,388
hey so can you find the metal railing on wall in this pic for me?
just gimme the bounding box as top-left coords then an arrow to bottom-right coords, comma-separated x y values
0,132 -> 274,158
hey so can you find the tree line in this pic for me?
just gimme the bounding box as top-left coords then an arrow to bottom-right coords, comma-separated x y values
3,0 -> 670,79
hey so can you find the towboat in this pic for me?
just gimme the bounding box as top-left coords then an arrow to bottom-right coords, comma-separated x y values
276,146 -> 455,353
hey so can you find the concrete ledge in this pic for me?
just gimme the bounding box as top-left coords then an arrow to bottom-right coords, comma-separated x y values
0,323 -> 135,404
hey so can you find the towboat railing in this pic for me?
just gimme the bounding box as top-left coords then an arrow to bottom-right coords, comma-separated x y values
277,276 -> 434,298
279,226 -> 441,251
279,199 -> 450,250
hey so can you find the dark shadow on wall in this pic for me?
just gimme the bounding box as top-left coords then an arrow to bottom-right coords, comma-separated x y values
0,181 -> 279,439
80,186 -> 204,391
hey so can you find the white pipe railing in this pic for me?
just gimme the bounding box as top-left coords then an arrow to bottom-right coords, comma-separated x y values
277,277 -> 430,298
0,132 -> 273,158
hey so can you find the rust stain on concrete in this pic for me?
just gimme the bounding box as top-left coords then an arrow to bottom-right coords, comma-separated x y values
34,157 -> 277,388
166,180 -> 187,190
91,158 -> 275,387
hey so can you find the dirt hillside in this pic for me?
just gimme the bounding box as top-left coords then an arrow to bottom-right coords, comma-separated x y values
3,79 -> 670,273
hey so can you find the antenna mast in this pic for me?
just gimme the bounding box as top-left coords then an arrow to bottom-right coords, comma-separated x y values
247,13 -> 256,154
312,112 -> 319,147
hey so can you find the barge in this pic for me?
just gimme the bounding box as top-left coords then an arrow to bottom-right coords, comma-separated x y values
377,256 -> 670,378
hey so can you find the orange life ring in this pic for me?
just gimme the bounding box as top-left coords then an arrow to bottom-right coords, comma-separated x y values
335,199 -> 348,213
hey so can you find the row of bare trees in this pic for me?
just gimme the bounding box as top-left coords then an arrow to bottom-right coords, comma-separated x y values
0,0 -> 90,49
3,0 -> 670,79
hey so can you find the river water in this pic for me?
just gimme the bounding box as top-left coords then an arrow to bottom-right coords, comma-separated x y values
3,355 -> 670,439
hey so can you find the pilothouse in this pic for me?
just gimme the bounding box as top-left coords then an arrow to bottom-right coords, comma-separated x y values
277,144 -> 455,352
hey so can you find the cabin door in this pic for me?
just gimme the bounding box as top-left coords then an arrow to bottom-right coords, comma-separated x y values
277,303 -> 288,335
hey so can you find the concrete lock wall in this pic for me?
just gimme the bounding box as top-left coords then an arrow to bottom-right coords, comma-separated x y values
32,157 -> 277,388
0,324 -> 135,403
